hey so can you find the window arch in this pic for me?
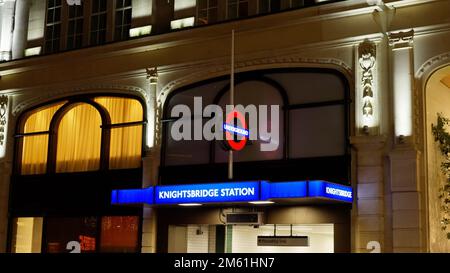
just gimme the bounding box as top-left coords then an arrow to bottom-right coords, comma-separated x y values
16,95 -> 145,175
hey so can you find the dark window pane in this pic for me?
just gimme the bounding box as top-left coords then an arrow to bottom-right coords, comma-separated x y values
198,0 -> 207,9
76,19 -> 83,34
239,1 -> 248,18
124,9 -> 131,24
209,8 -> 218,23
99,14 -> 107,28
47,9 -> 54,23
100,0 -> 107,11
54,7 -> 61,22
75,35 -> 83,48
272,0 -> 281,11
67,36 -> 74,49
116,11 -> 123,25
68,21 -> 75,34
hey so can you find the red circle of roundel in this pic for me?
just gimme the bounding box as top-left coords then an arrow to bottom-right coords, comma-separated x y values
225,110 -> 247,151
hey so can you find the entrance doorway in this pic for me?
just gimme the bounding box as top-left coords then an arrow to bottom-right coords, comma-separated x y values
167,224 -> 334,253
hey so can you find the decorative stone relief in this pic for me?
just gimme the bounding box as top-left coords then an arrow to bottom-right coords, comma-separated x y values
0,95 -> 8,147
358,40 -> 377,133
388,29 -> 414,50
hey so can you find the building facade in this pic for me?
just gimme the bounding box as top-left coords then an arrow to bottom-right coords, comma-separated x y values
0,0 -> 450,253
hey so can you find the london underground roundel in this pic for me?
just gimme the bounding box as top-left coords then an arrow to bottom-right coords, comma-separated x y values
223,110 -> 249,151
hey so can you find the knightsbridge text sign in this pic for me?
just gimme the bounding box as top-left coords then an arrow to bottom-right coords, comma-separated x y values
111,180 -> 353,206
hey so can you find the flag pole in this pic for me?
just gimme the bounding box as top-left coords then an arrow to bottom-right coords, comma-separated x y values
228,29 -> 235,180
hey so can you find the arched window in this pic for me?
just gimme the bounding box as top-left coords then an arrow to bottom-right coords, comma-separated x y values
20,102 -> 66,175
17,96 -> 145,175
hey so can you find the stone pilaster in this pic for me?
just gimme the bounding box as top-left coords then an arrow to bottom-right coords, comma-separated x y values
351,135 -> 386,252
388,29 -> 426,252
389,147 -> 425,252
0,0 -> 16,61
389,29 -> 414,143
141,67 -> 161,253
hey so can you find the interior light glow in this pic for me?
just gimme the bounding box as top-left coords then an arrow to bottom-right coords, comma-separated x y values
129,25 -> 152,38
170,17 -> 195,30
249,201 -> 275,205
178,203 -> 203,207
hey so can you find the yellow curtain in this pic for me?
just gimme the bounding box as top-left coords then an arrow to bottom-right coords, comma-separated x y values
109,125 -> 143,169
23,102 -> 65,133
94,97 -> 143,124
96,97 -> 143,169
21,135 -> 49,175
21,102 -> 65,175
56,104 -> 102,173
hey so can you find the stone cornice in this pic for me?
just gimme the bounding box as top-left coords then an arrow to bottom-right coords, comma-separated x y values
12,84 -> 149,116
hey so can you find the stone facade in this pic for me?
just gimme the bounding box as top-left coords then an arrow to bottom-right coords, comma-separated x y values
1,0 -> 450,253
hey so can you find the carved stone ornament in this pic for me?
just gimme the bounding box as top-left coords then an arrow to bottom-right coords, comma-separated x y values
0,95 -> 8,146
358,40 -> 376,118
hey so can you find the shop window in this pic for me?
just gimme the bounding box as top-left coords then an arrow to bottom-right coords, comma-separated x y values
67,4 -> 84,50
56,104 -> 102,173
100,216 -> 139,253
115,0 -> 132,41
17,96 -> 144,175
10,218 -> 43,253
197,0 -> 218,25
45,0 -> 62,53
45,217 -> 98,253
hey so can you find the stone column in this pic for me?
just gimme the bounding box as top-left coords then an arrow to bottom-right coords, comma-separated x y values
0,0 -> 16,61
12,0 -> 30,59
388,30 -> 425,252
351,136 -> 387,253
141,67 -> 161,253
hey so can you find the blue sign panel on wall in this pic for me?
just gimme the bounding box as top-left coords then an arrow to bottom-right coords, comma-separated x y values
111,187 -> 154,205
260,181 -> 307,200
154,182 -> 261,205
308,180 -> 353,203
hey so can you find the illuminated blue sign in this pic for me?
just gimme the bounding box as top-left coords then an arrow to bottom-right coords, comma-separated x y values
111,187 -> 153,205
111,180 -> 353,206
155,182 -> 260,205
260,181 -> 307,200
308,181 -> 353,203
